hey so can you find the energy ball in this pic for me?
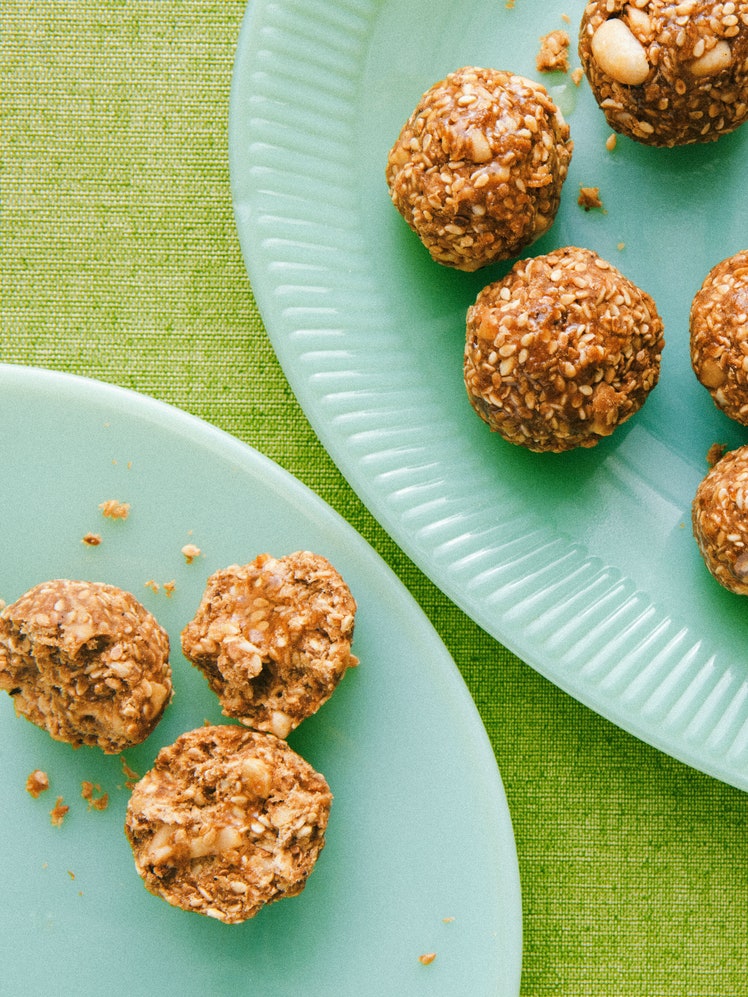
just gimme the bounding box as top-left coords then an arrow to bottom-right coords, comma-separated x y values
579,0 -> 748,146
125,725 -> 332,923
692,444 -> 748,594
690,249 -> 748,423
0,579 -> 171,753
464,246 -> 665,452
385,66 -> 573,270
181,551 -> 357,739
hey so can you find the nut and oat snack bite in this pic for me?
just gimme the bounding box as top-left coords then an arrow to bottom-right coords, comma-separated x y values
463,246 -> 665,452
181,551 -> 357,739
0,579 -> 171,753
690,249 -> 748,423
579,0 -> 748,147
385,66 -> 573,271
692,444 -> 748,593
124,725 -> 332,923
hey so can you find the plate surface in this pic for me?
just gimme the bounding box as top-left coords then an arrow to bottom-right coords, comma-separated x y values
229,0 -> 748,790
0,365 -> 521,997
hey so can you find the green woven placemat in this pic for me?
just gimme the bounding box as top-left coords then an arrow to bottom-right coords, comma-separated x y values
2,3 -> 746,994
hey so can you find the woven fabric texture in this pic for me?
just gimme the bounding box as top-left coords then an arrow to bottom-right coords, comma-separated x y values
2,3 -> 746,995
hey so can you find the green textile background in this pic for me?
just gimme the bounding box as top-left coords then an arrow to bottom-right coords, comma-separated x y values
3,3 -> 746,994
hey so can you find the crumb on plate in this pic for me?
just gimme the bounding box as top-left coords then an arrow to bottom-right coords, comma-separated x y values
81,781 -> 109,810
536,29 -> 571,72
99,499 -> 130,520
26,769 -> 50,798
578,185 -> 603,211
50,796 -> 69,826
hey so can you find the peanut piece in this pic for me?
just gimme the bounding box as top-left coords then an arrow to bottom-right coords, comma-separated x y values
688,40 -> 732,78
591,18 -> 650,86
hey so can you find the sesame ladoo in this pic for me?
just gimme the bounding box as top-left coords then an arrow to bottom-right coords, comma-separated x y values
0,579 -> 171,753
181,551 -> 357,739
690,249 -> 748,424
579,0 -> 748,147
692,444 -> 748,594
125,725 -> 332,924
385,66 -> 573,271
463,246 -> 664,452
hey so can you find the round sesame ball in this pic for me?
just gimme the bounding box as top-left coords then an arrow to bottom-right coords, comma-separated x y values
385,66 -> 573,271
0,579 -> 171,753
463,246 -> 665,452
181,551 -> 357,739
690,250 -> 748,424
692,444 -> 748,594
579,0 -> 748,147
125,725 -> 332,923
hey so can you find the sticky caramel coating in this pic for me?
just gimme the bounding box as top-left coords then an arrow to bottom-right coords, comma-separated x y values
181,551 -> 357,739
690,250 -> 748,423
0,579 -> 171,752
692,444 -> 748,594
385,66 -> 572,270
125,725 -> 332,923
464,246 -> 664,452
579,0 -> 748,146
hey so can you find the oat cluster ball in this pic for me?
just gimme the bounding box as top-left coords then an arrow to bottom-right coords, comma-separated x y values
692,445 -> 748,594
181,551 -> 357,739
385,66 -> 573,270
463,246 -> 665,452
125,725 -> 332,923
579,0 -> 748,146
0,579 -> 171,753
690,249 -> 748,423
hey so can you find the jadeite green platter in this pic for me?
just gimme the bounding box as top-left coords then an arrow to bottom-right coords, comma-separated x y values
229,0 -> 748,791
0,365 -> 521,997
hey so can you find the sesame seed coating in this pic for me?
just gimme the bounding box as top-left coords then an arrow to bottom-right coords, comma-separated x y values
690,249 -> 748,423
0,579 -> 171,753
579,0 -> 748,147
385,66 -> 573,271
125,725 -> 332,923
181,551 -> 357,739
692,444 -> 748,594
463,246 -> 665,452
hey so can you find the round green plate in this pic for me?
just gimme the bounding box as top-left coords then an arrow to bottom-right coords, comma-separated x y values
0,365 -> 521,997
229,0 -> 748,790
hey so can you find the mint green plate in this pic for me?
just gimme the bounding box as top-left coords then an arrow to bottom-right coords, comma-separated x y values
0,366 -> 521,997
229,0 -> 748,790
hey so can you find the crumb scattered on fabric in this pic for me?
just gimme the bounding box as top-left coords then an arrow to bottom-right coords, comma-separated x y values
578,186 -> 604,211
617,242 -> 626,251
707,442 -> 727,467
181,543 -> 201,564
606,133 -> 617,151
81,781 -> 109,811
50,796 -> 69,826
68,870 -> 75,879
144,579 -> 159,594
536,29 -> 570,73
82,533 -> 102,546
99,499 -> 130,520
26,769 -> 50,798
163,580 -> 176,597
442,916 -> 455,924
571,66 -> 584,85
419,953 -> 437,966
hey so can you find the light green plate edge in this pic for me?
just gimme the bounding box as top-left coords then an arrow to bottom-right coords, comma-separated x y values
0,364 -> 522,997
229,0 -> 748,791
